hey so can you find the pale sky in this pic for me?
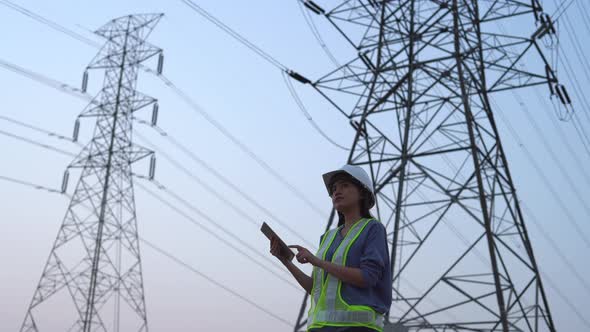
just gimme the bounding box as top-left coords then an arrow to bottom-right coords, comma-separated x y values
1,0 -> 589,331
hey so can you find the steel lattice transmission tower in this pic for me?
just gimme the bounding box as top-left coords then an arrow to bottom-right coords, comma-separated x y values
21,14 -> 163,332
293,1 -> 566,331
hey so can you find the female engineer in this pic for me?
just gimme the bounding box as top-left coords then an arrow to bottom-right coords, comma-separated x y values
270,165 -> 392,332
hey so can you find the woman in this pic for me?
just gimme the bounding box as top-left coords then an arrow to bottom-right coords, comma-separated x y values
270,165 -> 392,332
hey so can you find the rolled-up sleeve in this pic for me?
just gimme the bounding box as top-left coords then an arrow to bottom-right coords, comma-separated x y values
359,222 -> 388,288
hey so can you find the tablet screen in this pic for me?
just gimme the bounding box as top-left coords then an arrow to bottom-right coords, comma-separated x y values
261,222 -> 294,261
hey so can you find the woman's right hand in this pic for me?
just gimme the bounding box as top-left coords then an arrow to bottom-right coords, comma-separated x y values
270,236 -> 313,294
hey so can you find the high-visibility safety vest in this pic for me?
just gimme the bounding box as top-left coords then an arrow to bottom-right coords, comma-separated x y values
307,218 -> 385,332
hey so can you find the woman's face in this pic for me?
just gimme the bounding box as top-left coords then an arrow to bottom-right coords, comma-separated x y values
330,178 -> 362,212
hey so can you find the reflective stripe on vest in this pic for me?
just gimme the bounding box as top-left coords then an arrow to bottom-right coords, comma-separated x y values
315,310 -> 384,326
307,218 -> 384,331
308,227 -> 339,325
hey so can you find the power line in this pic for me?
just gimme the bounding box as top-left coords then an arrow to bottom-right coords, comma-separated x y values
171,6 -> 590,327
294,0 -> 341,69
0,170 -> 294,328
560,11 -> 590,124
8,154 -> 582,330
557,17 -> 590,161
160,130 -> 315,244
415,100 -> 589,298
494,21 -> 590,154
1,114 -> 490,325
153,72 -> 330,219
416,106 -> 590,327
292,9 -> 572,302
0,60 -> 304,326
295,11 -> 589,327
0,58 -> 91,102
547,95 -> 590,155
135,179 -> 302,292
1,2 -> 335,220
180,0 -> 288,71
561,12 -> 590,83
177,0 -> 348,153
552,0 -> 567,18
0,128 -> 76,157
510,91 -> 590,218
520,202 -> 590,296
146,58 -> 347,159
540,270 -> 590,329
139,237 -> 293,327
3,3 -> 588,328
492,97 -> 590,306
0,114 -> 82,146
302,12 -> 590,264
0,53 -> 330,256
555,42 -> 590,147
1,52 -> 100,113
137,137 -> 267,230
0,56 -> 330,220
3,170 -> 551,330
502,206 -> 590,330
415,86 -> 590,326
555,29 -> 590,122
0,174 -> 62,194
0,170 -> 297,327
576,1 -> 590,37
292,3 -> 564,329
405,137 -> 588,310
491,99 -> 590,249
0,0 -> 100,47
281,70 -> 348,151
21,114 -> 588,324
496,22 -> 590,261
532,89 -> 590,185
135,130 -> 317,249
569,111 -> 590,152
552,0 -> 576,21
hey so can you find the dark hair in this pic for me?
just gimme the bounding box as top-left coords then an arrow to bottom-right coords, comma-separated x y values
328,173 -> 373,227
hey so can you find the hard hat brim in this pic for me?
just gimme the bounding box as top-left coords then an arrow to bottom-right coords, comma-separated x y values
322,169 -> 348,193
322,169 -> 376,209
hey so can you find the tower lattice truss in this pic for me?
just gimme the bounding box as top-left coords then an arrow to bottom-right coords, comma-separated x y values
22,14 -> 163,332
294,1 -> 563,331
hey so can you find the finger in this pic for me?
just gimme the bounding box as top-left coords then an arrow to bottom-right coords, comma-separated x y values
288,245 -> 302,250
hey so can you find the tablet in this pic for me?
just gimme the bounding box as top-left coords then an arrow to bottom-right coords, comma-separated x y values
261,222 -> 294,262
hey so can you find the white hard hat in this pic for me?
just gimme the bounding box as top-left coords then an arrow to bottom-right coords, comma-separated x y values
322,164 -> 375,208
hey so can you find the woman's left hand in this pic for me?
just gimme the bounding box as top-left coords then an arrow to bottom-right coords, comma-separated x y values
288,245 -> 321,266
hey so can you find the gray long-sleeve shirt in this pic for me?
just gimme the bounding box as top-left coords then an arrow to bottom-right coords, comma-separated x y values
309,218 -> 392,332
